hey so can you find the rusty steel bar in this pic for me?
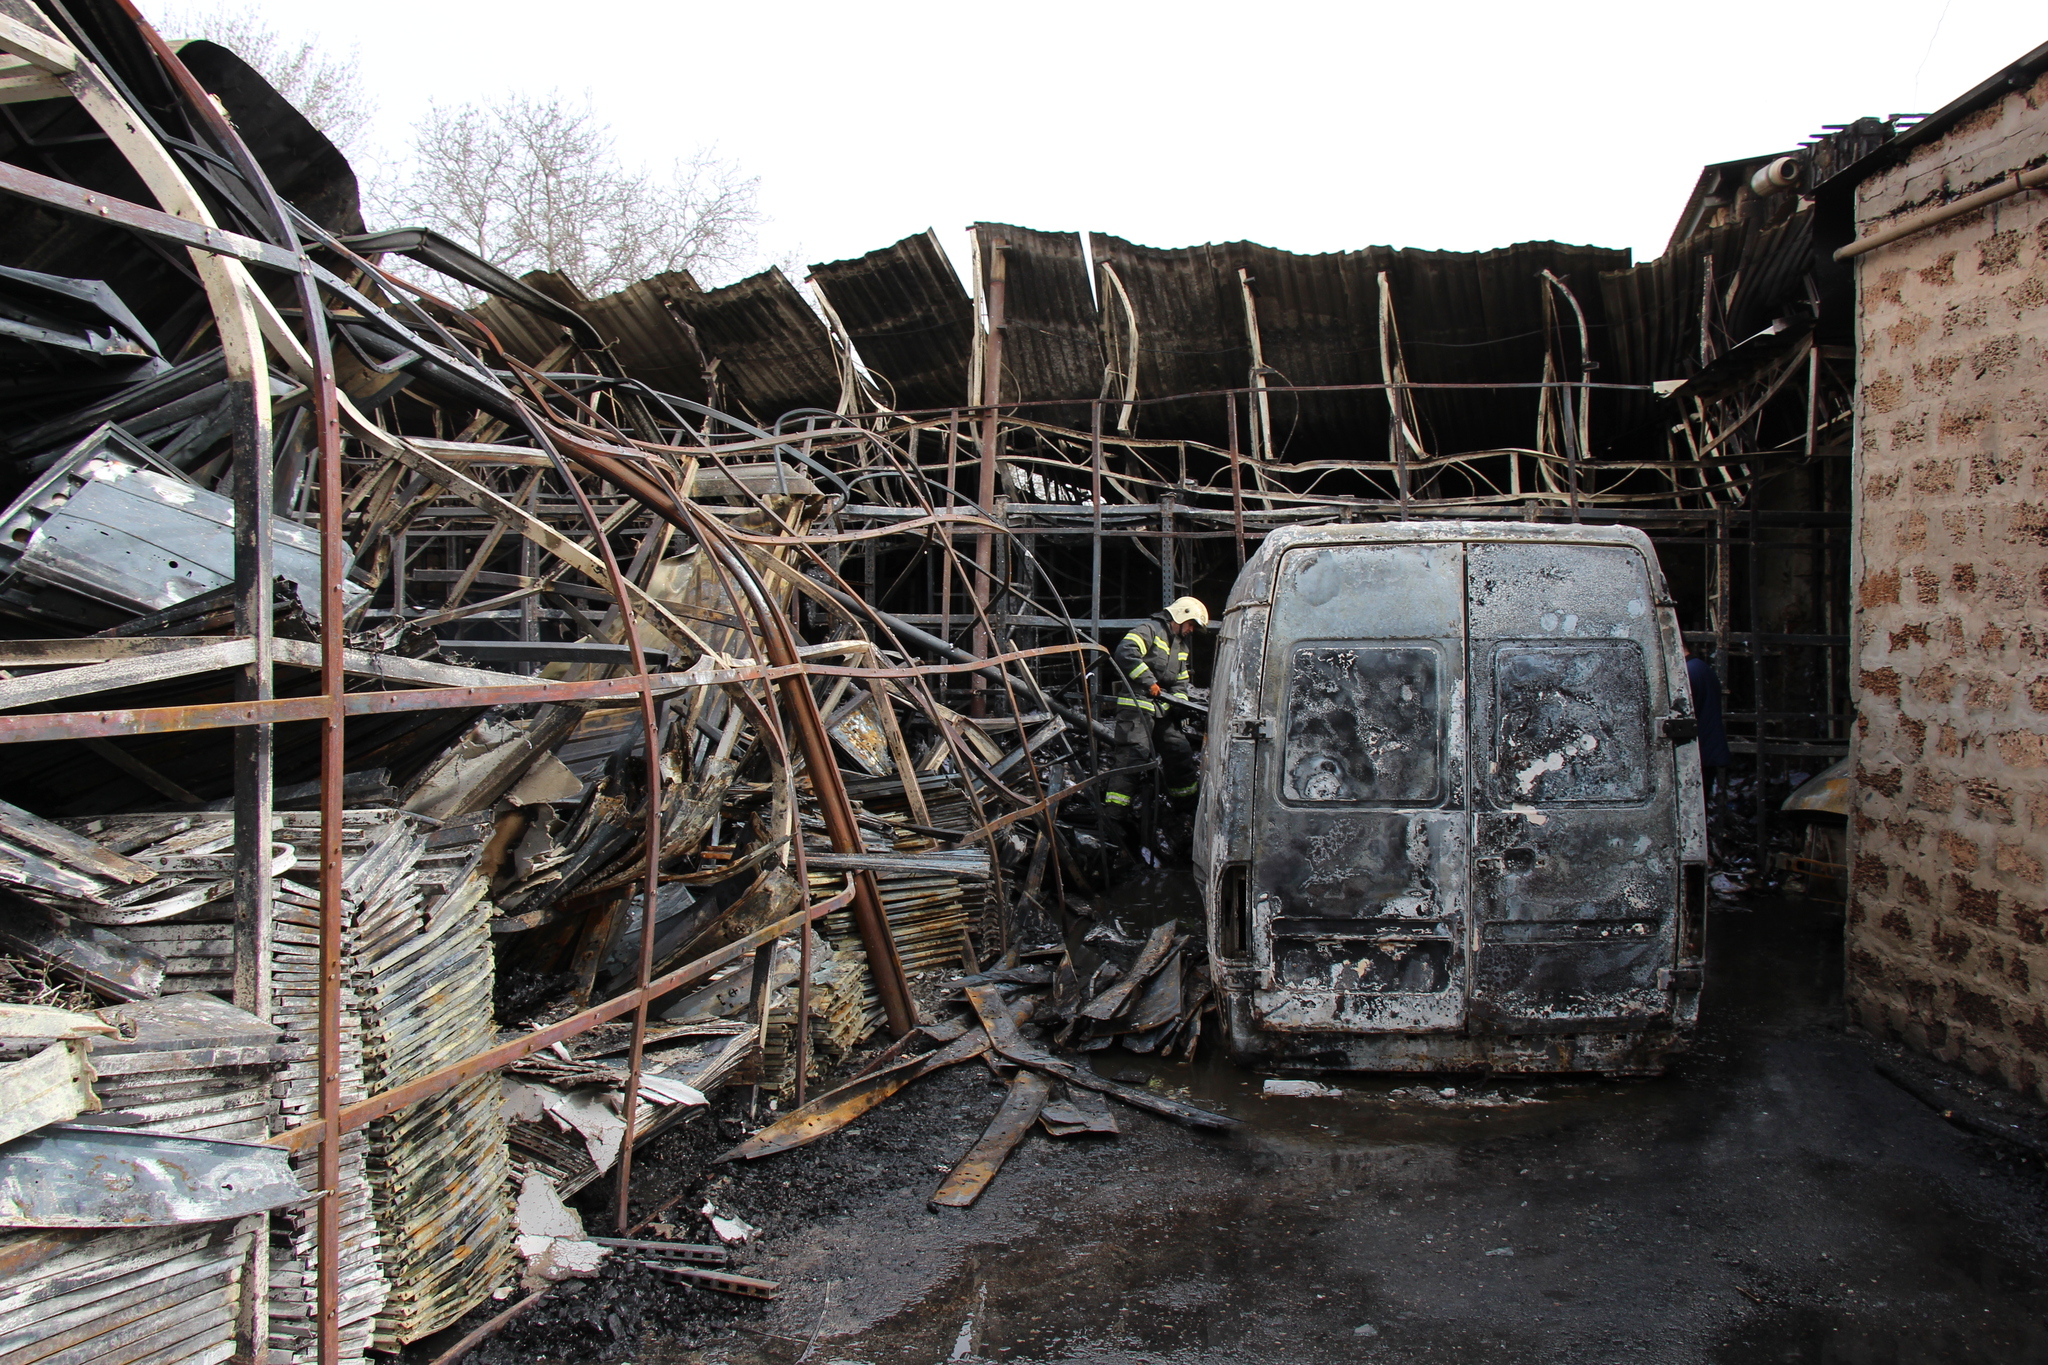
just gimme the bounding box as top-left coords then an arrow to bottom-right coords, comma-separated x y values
314,342 -> 345,1365
271,888 -> 852,1156
972,240 -> 1007,717
1225,390 -> 1247,565
707,535 -> 914,1037
0,639 -> 1099,747
1089,400 -> 1104,631
0,157 -> 302,269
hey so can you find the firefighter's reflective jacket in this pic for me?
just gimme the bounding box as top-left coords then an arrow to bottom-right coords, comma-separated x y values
1112,612 -> 1191,713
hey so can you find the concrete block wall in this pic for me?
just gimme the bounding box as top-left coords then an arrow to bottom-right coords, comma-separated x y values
1848,71 -> 2048,1099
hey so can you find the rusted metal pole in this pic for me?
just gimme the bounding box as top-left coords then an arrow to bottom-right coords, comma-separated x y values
699,532 -> 914,1038
312,268 -> 346,1365
973,241 -> 1007,718
1089,400 -> 1104,631
940,411 -> 959,688
1225,390 -> 1246,565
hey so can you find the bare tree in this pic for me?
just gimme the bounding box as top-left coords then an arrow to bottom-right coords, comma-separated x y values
148,3 -> 374,153
377,92 -> 763,300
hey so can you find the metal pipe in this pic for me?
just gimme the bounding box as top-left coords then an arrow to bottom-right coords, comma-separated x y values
1834,164 -> 2048,261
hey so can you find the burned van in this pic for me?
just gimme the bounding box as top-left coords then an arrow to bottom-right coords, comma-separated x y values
1192,521 -> 1707,1074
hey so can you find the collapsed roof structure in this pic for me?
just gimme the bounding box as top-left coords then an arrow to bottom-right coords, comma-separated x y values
0,0 -> 1900,1359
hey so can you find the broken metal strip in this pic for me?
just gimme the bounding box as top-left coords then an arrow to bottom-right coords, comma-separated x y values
0,663 -> 808,744
645,1264 -> 778,1300
712,1026 -> 993,1162
585,1238 -> 726,1263
929,1070 -> 1050,1208
268,885 -> 854,1155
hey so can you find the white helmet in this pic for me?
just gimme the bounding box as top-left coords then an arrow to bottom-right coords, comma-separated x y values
1166,596 -> 1210,627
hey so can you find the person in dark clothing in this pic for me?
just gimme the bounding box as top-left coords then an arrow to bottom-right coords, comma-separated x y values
1685,642 -> 1731,810
1102,596 -> 1208,848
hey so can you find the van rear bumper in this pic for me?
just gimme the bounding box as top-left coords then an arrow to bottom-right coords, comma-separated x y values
1219,982 -> 1693,1075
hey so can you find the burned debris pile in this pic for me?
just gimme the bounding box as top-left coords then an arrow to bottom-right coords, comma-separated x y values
0,4 -> 1230,1361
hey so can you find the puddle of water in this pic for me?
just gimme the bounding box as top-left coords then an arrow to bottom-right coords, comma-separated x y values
700,882 -> 2048,1365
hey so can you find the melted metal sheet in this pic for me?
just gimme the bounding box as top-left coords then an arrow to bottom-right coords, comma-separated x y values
0,1123 -> 305,1228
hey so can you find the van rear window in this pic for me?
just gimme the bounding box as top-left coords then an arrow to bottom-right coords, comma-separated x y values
1493,641 -> 1649,805
1281,645 -> 1440,804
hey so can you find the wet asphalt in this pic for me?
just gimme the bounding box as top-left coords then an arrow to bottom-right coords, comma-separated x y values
613,870 -> 2048,1365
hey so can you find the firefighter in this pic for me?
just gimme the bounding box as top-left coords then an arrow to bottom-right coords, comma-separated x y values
1102,595 -> 1208,847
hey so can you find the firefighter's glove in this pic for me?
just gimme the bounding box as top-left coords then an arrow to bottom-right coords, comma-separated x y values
1148,683 -> 1162,698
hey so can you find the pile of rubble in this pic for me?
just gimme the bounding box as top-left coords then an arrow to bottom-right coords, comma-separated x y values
0,3 -> 1220,1362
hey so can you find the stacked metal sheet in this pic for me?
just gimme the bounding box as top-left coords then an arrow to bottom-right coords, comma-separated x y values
0,1220 -> 257,1365
263,824 -> 386,1365
91,992 -> 281,1141
804,937 -> 878,1062
274,812 -> 515,1351
67,811 -> 384,1364
811,840 -> 989,1035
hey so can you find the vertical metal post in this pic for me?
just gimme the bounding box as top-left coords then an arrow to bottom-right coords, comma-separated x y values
1805,343 -> 1820,458
973,243 -> 1008,717
230,345 -> 274,1024
1159,493 -> 1175,605
1714,509 -> 1731,659
744,939 -> 777,1116
1238,268 -> 1274,509
309,271 -> 347,1365
1225,389 -> 1246,564
992,498 -> 1012,651
942,412 -> 958,658
1748,492 -> 1767,864
519,479 -> 539,673
1089,401 -> 1103,633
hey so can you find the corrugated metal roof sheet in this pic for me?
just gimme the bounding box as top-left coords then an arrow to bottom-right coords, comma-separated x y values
1074,237 -> 1630,461
468,267 -> 840,424
1594,206 -> 1816,444
1385,241 -> 1630,457
808,232 -> 973,414
665,268 -> 839,425
973,224 -> 1100,428
584,271 -> 713,407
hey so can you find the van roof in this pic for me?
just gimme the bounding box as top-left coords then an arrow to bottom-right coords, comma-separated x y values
1225,520 -> 1661,613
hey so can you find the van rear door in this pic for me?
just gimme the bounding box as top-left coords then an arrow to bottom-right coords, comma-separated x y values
1464,540 -> 1679,1031
1249,540 -> 1469,1034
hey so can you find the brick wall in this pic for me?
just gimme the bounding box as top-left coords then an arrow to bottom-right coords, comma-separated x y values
1848,73 -> 2048,1098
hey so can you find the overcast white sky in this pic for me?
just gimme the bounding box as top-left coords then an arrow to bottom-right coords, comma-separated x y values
152,1 -> 2042,279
